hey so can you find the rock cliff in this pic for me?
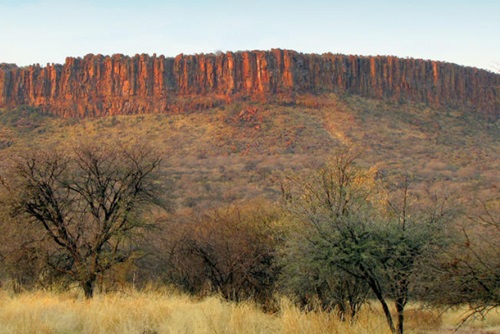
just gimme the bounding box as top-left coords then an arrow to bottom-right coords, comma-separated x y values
1,49 -> 499,119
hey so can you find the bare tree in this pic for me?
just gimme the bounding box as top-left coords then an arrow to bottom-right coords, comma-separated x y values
430,198 -> 500,324
1,142 -> 164,298
156,203 -> 281,305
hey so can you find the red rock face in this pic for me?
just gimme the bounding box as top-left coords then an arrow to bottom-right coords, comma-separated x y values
1,49 -> 499,119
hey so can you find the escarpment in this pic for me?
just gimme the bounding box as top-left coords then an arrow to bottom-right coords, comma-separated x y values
0,49 -> 499,118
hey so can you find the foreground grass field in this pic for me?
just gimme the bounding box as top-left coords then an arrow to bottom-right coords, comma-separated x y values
0,289 -> 498,334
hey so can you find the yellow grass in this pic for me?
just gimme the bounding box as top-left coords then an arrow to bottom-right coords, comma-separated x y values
0,289 -> 279,334
440,306 -> 500,332
1,289 -> 498,334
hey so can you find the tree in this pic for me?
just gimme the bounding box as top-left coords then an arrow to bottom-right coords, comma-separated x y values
155,203 -> 281,305
280,235 -> 370,320
429,198 -> 500,324
280,149 -> 454,334
1,142 -> 164,298
0,208 -> 53,292
279,150 -> 373,320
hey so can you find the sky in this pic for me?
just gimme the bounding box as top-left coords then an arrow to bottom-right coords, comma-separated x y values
0,0 -> 498,71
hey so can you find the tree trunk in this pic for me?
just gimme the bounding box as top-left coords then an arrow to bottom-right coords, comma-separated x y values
378,294 -> 396,333
396,297 -> 405,334
369,279 -> 396,333
81,278 -> 95,299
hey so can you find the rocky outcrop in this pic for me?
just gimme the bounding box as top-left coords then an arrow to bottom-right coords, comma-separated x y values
1,49 -> 499,119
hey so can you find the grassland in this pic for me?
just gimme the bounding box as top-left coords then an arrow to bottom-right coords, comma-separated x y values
0,289 -> 498,334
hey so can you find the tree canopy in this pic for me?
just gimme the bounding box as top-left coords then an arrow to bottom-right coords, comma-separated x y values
1,142 -> 164,298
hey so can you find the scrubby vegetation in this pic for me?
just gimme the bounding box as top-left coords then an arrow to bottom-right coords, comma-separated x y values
0,94 -> 498,333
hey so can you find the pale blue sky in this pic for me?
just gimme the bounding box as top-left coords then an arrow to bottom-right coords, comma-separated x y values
0,0 -> 498,71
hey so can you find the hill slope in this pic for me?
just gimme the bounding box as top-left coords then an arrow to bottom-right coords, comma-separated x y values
1,93 -> 497,209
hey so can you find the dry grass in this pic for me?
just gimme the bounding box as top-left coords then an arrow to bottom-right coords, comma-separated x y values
0,289 -> 280,334
439,307 -> 500,333
279,298 -> 391,334
0,290 -> 498,334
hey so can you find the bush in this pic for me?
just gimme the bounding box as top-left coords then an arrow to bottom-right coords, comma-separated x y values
152,202 -> 282,305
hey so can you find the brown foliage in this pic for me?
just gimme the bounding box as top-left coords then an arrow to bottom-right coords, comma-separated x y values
151,203 -> 281,304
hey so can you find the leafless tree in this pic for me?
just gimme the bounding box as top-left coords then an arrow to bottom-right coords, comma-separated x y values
156,203 -> 281,305
1,142 -> 164,298
430,199 -> 500,324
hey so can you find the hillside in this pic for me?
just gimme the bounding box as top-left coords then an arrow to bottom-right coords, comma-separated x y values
0,93 -> 497,209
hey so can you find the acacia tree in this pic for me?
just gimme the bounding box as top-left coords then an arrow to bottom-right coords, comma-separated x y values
279,150 -> 373,320
1,143 -> 163,298
280,149 -> 454,334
